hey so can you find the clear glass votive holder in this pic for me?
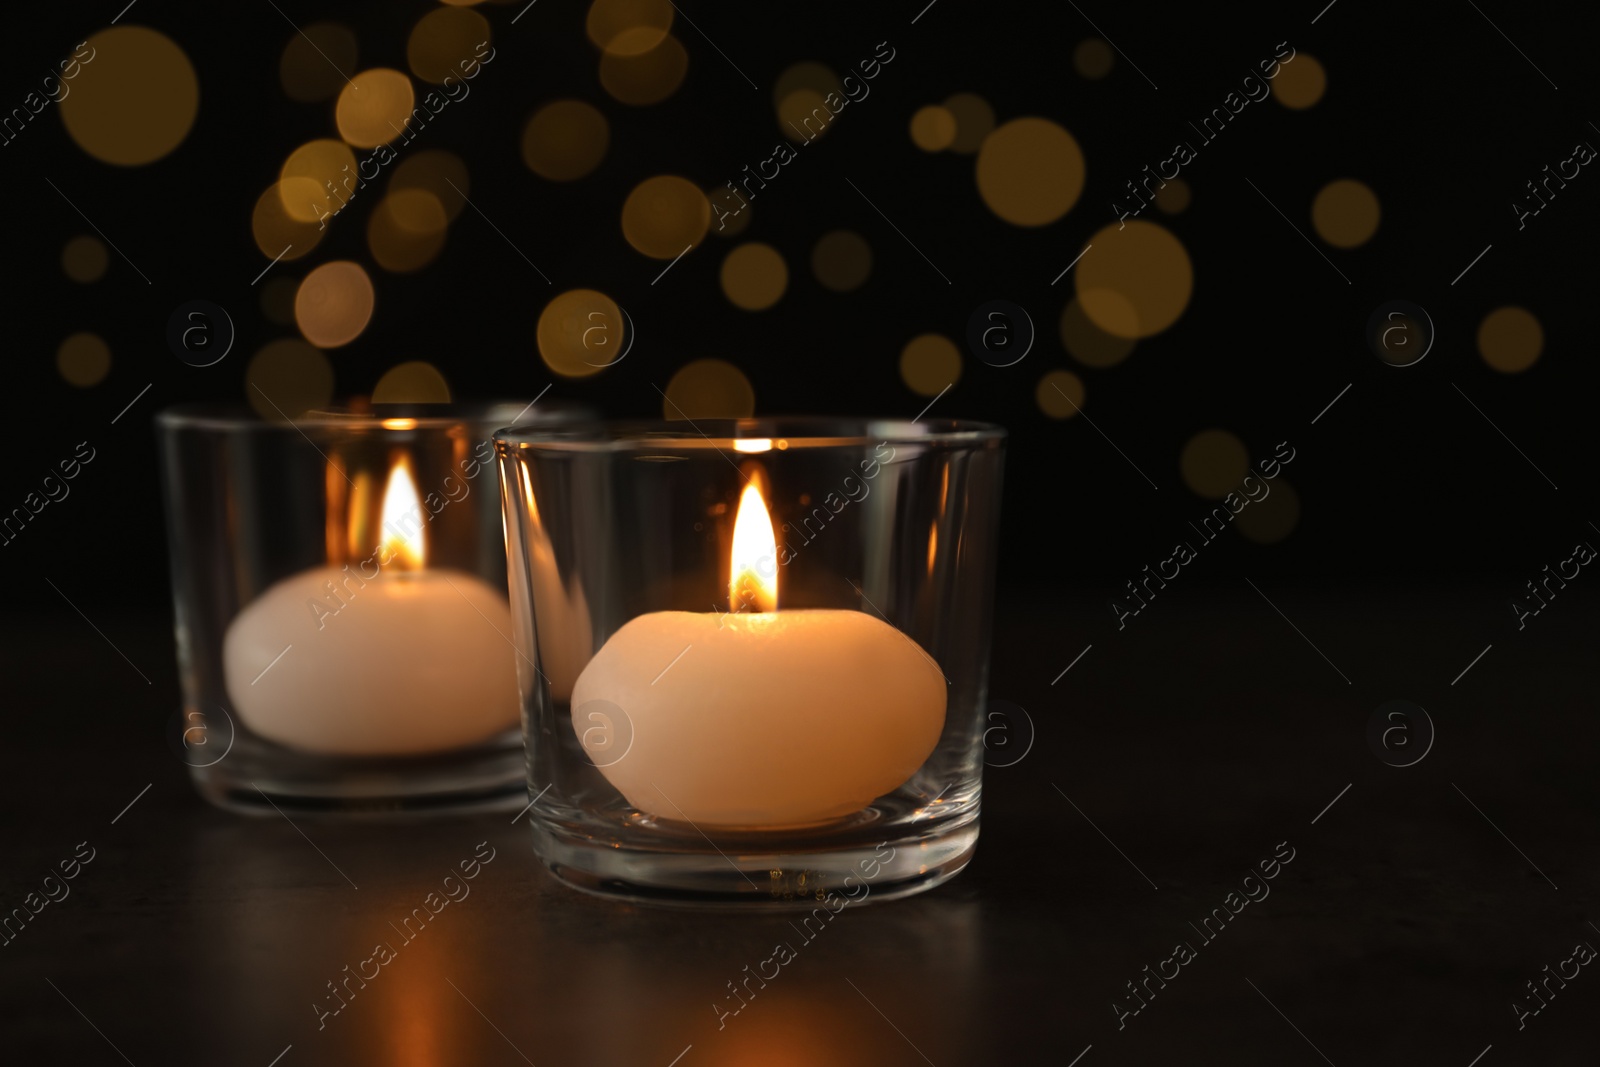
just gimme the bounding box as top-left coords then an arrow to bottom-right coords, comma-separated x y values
496,418 -> 1006,905
158,402 -> 578,816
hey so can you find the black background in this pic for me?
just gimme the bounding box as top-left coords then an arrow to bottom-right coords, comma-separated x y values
2,0 -> 1592,621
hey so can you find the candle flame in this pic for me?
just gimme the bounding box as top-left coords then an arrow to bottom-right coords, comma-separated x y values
379,458 -> 425,570
729,480 -> 777,612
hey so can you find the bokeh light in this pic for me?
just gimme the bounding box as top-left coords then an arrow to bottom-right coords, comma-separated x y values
899,334 -> 962,396
280,22 -> 357,102
944,92 -> 994,154
280,139 -> 359,223
368,190 -> 449,273
599,34 -> 688,106
522,101 -> 610,181
909,105 -> 957,152
1059,298 -> 1135,367
1237,479 -> 1299,544
408,7 -> 491,84
390,150 -> 470,222
61,236 -> 108,283
664,360 -> 755,420
1311,179 -> 1380,248
336,69 -> 416,149
1036,370 -> 1086,419
721,243 -> 788,311
1155,178 -> 1191,214
811,230 -> 873,292
295,261 -> 375,347
1076,221 -> 1193,339
246,340 -> 335,421
976,118 -> 1085,227
621,176 -> 710,258
60,28 -> 198,166
537,289 -> 625,378
373,361 -> 451,403
587,0 -> 673,55
1274,55 -> 1326,109
1180,430 -> 1248,498
1073,39 -> 1114,79
1478,306 -> 1543,373
775,63 -> 843,141
57,333 -> 111,388
252,182 -> 326,261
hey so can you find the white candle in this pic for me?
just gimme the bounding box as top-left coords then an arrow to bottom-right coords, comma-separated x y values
223,460 -> 520,756
570,480 -> 946,828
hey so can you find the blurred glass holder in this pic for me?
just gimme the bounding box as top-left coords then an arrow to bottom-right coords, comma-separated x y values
157,402 -> 579,816
496,418 -> 1006,905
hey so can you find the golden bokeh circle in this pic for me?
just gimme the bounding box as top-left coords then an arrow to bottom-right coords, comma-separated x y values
909,105 -> 957,152
280,22 -> 358,102
621,176 -> 710,258
721,243 -> 788,311
1180,429 -> 1248,498
280,140 -> 360,223
664,359 -> 755,420
900,334 -> 962,397
1036,370 -> 1086,419
336,69 -> 416,149
774,62 -> 842,142
812,230 -> 873,292
1076,221 -> 1193,339
537,289 -> 625,379
246,340 -> 335,422
1059,298 -> 1135,368
587,0 -> 673,55
295,261 -> 375,348
778,88 -> 840,142
522,100 -> 610,181
1478,306 -> 1543,373
1237,478 -> 1299,544
368,189 -> 449,273
599,33 -> 688,106
62,236 -> 109,283
1155,178 -> 1191,214
408,7 -> 491,85
1073,39 -> 1114,79
976,117 -> 1086,227
260,276 -> 299,325
1312,179 -> 1380,249
1273,55 -> 1326,109
944,92 -> 995,154
60,27 -> 198,166
373,361 -> 452,403
390,150 -> 470,222
253,181 -> 326,261
57,333 -> 111,388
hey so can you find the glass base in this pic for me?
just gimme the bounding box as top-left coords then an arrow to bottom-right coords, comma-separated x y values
189,739 -> 527,819
531,803 -> 980,908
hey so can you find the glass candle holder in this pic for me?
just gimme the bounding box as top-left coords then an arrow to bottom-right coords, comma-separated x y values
158,402 -> 579,816
496,418 -> 1006,905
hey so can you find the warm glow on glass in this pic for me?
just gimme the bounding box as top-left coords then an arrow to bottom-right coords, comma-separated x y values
729,481 -> 777,612
381,418 -> 419,430
732,439 -> 772,453
380,459 -> 425,570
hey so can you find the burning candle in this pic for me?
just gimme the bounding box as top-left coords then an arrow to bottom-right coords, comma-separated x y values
569,478 -> 947,828
223,458 -> 520,756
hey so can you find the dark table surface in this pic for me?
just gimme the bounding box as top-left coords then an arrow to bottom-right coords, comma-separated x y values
2,585 -> 1596,1065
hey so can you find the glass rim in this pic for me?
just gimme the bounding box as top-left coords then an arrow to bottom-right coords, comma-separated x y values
494,416 -> 1006,452
156,401 -> 574,433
